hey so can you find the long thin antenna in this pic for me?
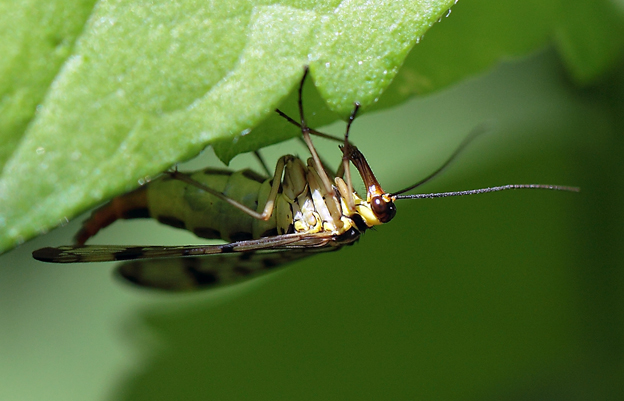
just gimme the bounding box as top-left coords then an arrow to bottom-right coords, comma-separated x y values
252,150 -> 271,176
394,184 -> 580,200
391,124 -> 488,196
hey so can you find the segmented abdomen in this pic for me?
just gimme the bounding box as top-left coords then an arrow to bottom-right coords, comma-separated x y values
75,167 -> 278,244
148,168 -> 279,242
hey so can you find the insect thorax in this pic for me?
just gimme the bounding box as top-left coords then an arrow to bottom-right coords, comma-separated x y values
144,156 -> 379,244
280,156 -> 381,238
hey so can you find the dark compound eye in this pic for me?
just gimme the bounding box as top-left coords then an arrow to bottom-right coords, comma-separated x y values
371,196 -> 396,223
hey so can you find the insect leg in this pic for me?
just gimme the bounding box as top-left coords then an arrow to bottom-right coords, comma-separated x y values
167,155 -> 290,221
253,150 -> 271,176
297,67 -> 335,196
295,67 -> 346,229
336,103 -> 361,210
275,109 -> 344,143
275,107 -> 344,177
296,137 -> 335,179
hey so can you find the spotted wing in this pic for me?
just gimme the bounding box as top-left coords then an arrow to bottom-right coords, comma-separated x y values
32,232 -> 336,263
32,232 -> 340,291
116,247 -> 338,291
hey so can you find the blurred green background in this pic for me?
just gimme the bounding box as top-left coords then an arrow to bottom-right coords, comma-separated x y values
2,0 -> 624,397
2,46 -> 622,399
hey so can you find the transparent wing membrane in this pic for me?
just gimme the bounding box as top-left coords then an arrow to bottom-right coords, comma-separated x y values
117,247 -> 338,291
32,232 -> 337,263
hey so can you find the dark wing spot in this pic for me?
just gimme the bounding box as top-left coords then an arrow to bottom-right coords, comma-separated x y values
186,266 -> 219,286
115,247 -> 323,292
116,258 -> 215,291
241,169 -> 266,183
193,227 -> 222,239
221,244 -> 235,253
230,232 -> 254,242
157,215 -> 186,229
233,266 -> 253,276
118,264 -> 142,286
182,257 -> 202,269
32,247 -> 78,263
262,258 -> 279,269
113,247 -> 149,261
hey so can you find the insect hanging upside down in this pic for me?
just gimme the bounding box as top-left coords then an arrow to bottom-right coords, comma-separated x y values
32,67 -> 579,291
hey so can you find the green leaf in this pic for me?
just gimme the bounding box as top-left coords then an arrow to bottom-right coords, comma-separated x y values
0,0 -> 98,171
380,0 -> 624,105
1,0 -> 624,254
0,0 -> 456,253
554,0 -> 624,83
